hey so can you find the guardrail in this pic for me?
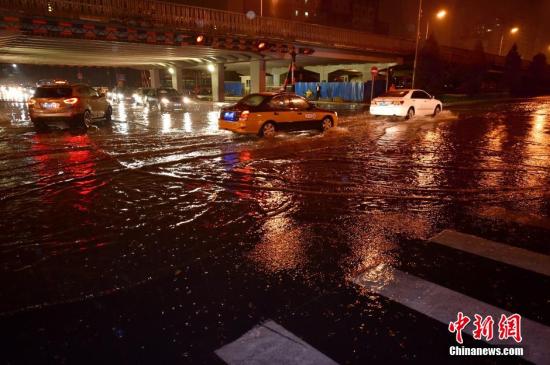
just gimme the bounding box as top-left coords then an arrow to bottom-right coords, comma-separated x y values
1,0 -> 415,54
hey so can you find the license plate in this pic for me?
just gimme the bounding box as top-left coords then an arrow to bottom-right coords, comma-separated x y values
223,111 -> 236,121
173,103 -> 181,107
43,102 -> 59,109
379,102 -> 387,106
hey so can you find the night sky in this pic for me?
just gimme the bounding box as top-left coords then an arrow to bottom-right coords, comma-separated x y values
379,0 -> 550,58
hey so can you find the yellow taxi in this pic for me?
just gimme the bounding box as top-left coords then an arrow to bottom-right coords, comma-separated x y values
219,92 -> 338,137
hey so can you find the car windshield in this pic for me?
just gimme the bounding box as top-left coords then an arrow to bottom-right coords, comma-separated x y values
237,94 -> 268,107
34,87 -> 73,98
158,88 -> 179,96
380,91 -> 409,98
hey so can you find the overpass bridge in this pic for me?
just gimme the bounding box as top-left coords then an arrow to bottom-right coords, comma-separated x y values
0,0 -> 504,100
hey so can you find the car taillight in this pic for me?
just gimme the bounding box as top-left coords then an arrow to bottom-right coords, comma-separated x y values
27,98 -> 36,105
239,110 -> 250,121
63,97 -> 79,105
392,101 -> 404,105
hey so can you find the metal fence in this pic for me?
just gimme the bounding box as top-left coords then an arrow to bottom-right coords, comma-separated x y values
1,0 -> 414,54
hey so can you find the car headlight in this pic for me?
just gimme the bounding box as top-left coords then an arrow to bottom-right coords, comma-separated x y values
183,96 -> 190,104
117,93 -> 123,99
161,97 -> 170,104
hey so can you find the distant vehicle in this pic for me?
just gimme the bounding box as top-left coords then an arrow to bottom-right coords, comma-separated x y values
142,88 -> 185,111
108,86 -> 135,103
218,92 -> 338,137
28,82 -> 112,131
370,89 -> 443,119
131,87 -> 152,105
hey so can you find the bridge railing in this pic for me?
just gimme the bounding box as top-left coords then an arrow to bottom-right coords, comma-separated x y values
2,0 -> 414,54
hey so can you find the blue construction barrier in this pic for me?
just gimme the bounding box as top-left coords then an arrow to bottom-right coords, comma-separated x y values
364,80 -> 387,102
295,81 -> 387,102
295,82 -> 364,102
224,81 -> 243,96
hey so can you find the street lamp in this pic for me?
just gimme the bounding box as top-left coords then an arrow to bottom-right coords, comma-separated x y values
207,64 -> 215,73
412,0 -> 423,88
426,9 -> 447,40
499,27 -> 519,56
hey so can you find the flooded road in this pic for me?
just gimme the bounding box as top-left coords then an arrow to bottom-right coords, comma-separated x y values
1,98 -> 549,364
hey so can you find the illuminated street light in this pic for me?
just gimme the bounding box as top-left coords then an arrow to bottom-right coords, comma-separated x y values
12,64 -> 17,68
499,27 -> 519,56
414,2 -> 448,87
207,64 -> 215,73
168,67 -> 175,75
426,9 -> 447,40
196,35 -> 204,44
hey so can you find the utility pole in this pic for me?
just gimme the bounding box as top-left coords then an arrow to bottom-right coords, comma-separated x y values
412,0 -> 422,89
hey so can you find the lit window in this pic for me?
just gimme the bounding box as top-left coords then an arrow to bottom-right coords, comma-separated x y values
305,0 -> 308,3
305,11 -> 309,17
295,10 -> 299,16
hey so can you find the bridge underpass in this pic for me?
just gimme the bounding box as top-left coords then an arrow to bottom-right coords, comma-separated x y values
0,0 -> 410,100
0,31 -> 401,101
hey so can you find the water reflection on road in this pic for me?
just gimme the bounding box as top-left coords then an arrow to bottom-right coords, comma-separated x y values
0,98 -> 549,315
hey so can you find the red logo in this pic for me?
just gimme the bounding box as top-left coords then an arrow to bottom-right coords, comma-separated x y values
448,312 -> 471,344
498,314 -> 523,343
449,313 -> 522,344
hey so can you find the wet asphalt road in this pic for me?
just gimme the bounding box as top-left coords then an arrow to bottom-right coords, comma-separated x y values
0,98 -> 549,364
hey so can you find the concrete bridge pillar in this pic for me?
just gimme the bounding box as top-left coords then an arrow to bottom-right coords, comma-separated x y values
211,64 -> 224,102
250,59 -> 266,93
150,69 -> 161,88
171,68 -> 182,92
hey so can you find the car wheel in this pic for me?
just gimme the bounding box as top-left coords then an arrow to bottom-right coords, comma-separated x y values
105,106 -> 112,122
433,105 -> 441,117
405,107 -> 415,120
79,110 -> 92,129
259,122 -> 276,138
321,117 -> 333,132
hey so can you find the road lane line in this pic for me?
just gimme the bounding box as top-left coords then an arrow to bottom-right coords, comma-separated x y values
429,229 -> 550,276
477,206 -> 550,231
353,266 -> 550,365
215,320 -> 338,365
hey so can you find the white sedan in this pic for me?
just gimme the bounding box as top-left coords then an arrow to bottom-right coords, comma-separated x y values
370,89 -> 443,119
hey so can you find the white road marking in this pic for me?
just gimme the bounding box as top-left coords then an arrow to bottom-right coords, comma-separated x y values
353,266 -> 550,365
215,320 -> 339,365
429,229 -> 550,276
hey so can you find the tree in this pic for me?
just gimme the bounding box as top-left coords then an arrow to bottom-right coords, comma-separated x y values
503,44 -> 522,95
525,53 -> 548,95
463,40 -> 488,95
416,34 -> 445,94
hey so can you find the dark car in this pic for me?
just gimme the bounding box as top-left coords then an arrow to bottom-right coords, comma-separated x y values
142,88 -> 185,111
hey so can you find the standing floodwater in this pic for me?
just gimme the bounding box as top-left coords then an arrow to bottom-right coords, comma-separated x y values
0,98 -> 549,363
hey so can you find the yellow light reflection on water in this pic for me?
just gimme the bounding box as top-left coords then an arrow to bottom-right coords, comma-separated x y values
183,112 -> 192,133
207,111 -> 219,133
161,113 -> 172,133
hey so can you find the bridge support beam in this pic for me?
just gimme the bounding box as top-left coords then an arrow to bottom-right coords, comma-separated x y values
150,69 -> 161,88
211,64 -> 224,102
171,68 -> 182,92
250,59 -> 266,93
